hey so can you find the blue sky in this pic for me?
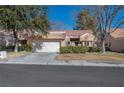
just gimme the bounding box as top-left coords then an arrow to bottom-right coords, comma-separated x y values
48,5 -> 124,30
48,5 -> 83,30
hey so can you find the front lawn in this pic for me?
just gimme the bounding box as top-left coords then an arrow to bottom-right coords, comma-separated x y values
7,51 -> 30,58
56,52 -> 124,62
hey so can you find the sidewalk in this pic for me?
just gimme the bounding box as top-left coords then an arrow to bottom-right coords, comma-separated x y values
0,59 -> 124,67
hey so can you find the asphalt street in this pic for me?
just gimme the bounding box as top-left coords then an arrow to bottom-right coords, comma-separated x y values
0,64 -> 124,87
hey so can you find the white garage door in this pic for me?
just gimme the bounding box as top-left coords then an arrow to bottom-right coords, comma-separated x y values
35,42 -> 60,52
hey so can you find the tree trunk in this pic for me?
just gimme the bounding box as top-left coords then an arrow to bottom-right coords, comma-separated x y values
93,36 -> 97,47
102,40 -> 106,53
13,29 -> 19,52
14,39 -> 19,52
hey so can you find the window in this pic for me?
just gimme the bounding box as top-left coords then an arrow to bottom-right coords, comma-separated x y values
83,41 -> 89,46
87,41 -> 89,46
75,42 -> 78,46
90,41 -> 92,46
67,41 -> 70,46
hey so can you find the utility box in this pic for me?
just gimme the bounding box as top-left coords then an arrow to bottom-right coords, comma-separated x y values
0,51 -> 7,59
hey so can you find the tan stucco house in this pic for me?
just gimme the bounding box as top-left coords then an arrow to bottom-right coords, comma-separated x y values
1,28 -> 124,53
105,28 -> 124,52
28,30 -> 96,52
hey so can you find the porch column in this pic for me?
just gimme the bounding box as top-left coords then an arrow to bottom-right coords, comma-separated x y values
82,41 -> 85,46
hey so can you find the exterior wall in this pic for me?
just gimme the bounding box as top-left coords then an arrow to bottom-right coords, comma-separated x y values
106,35 -> 124,52
80,33 -> 95,41
61,40 -> 66,47
60,37 -> 70,47
109,38 -> 124,52
105,28 -> 124,52
80,33 -> 96,47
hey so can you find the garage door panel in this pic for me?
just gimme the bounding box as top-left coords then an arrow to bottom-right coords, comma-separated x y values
35,42 -> 60,52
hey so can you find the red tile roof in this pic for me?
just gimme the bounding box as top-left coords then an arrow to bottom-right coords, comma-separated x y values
65,30 -> 93,36
111,28 -> 124,38
48,30 -> 93,36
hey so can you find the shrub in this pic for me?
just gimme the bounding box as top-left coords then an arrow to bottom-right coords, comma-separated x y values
20,44 -> 32,52
88,47 -> 101,52
5,46 -> 15,52
60,46 -> 73,54
72,46 -> 88,53
60,46 -> 88,54
0,45 -> 14,52
0,46 -> 5,51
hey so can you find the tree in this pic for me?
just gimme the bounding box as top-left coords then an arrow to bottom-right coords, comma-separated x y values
90,5 -> 124,53
74,10 -> 98,46
75,6 -> 124,53
74,10 -> 98,31
0,5 -> 50,52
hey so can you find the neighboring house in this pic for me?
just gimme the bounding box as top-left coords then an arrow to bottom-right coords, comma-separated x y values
29,30 -> 96,53
105,28 -> 124,52
0,29 -> 32,46
0,30 -> 15,46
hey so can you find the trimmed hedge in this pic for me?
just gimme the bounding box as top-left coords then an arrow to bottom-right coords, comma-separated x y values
88,47 -> 101,52
20,44 -> 32,52
60,46 -> 89,54
0,44 -> 32,52
0,46 -> 14,52
60,46 -> 101,54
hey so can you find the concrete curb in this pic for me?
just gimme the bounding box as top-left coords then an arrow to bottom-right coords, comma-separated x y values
0,60 -> 124,67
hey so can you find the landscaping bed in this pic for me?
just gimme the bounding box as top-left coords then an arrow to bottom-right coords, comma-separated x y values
56,52 -> 124,62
